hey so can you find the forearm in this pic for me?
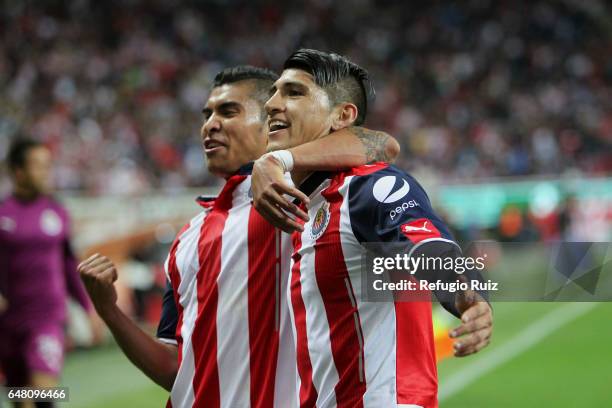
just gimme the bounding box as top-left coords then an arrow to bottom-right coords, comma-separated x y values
65,245 -> 93,311
67,269 -> 93,312
288,126 -> 399,171
98,305 -> 178,391
414,243 -> 489,318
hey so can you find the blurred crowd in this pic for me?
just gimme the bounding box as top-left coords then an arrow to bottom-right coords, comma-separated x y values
0,0 -> 611,195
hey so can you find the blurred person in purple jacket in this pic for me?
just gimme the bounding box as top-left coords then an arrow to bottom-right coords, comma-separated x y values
0,139 -> 97,404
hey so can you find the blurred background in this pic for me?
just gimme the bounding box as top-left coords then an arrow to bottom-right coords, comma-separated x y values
0,0 -> 611,407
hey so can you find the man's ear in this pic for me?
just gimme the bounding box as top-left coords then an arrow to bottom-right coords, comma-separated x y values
331,103 -> 358,131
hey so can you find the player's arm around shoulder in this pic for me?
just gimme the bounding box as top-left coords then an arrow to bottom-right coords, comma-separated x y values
251,127 -> 400,232
286,126 -> 400,170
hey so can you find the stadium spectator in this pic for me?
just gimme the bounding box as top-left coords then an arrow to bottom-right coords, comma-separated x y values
0,1 -> 610,196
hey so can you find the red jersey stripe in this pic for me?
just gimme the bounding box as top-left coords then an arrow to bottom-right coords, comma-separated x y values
394,301 -> 438,408
191,175 -> 244,408
315,177 -> 367,408
247,206 -> 280,408
291,227 -> 319,407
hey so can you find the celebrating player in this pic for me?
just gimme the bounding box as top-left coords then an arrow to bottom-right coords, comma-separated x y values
256,49 -> 494,407
78,65 -> 399,407
0,139 -> 98,407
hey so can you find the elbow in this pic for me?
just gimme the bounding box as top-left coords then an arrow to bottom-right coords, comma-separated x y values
157,342 -> 179,391
160,364 -> 178,392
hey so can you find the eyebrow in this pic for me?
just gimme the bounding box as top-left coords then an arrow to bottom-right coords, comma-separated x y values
202,101 -> 241,115
269,81 -> 308,96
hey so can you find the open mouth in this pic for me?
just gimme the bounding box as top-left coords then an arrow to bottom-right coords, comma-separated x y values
269,119 -> 290,134
204,139 -> 226,154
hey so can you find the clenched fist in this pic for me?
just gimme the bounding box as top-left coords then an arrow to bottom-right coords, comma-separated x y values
78,253 -> 119,317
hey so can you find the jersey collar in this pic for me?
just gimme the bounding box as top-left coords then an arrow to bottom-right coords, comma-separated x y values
296,171 -> 332,202
195,162 -> 253,208
236,162 -> 254,176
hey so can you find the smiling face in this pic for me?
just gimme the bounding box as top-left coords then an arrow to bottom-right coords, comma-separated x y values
265,69 -> 338,152
201,81 -> 268,178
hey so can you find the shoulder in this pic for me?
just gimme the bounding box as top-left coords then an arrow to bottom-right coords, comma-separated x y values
342,165 -> 455,244
177,208 -> 209,241
337,163 -> 422,187
47,196 -> 69,216
343,163 -> 430,207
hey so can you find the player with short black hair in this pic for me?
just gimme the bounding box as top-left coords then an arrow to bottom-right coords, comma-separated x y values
7,139 -> 45,171
256,49 -> 494,407
213,65 -> 279,120
283,48 -> 373,126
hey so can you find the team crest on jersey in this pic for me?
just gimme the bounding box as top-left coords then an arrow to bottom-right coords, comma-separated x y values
310,201 -> 330,240
40,209 -> 62,236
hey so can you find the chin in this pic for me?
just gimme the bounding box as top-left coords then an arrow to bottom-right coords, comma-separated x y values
207,162 -> 237,179
36,185 -> 53,195
266,139 -> 288,152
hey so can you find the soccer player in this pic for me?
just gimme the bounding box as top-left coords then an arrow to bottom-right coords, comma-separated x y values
257,49 -> 494,407
0,139 -> 97,407
78,65 -> 400,407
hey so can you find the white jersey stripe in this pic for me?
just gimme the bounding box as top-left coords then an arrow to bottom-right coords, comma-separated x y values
300,187 -> 339,407
216,184 -> 252,407
273,230 -> 299,408
171,212 -> 207,408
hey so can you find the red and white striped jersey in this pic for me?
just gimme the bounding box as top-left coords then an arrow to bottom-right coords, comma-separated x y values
289,163 -> 460,408
158,164 -> 297,408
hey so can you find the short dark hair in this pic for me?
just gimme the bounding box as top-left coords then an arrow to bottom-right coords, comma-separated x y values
213,65 -> 278,109
7,138 -> 44,171
283,49 -> 374,125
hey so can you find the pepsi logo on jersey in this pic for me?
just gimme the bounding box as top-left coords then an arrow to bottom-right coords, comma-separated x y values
389,200 -> 420,220
372,176 -> 410,203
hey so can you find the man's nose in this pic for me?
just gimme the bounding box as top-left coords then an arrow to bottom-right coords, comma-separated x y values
202,116 -> 221,137
265,91 -> 283,116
